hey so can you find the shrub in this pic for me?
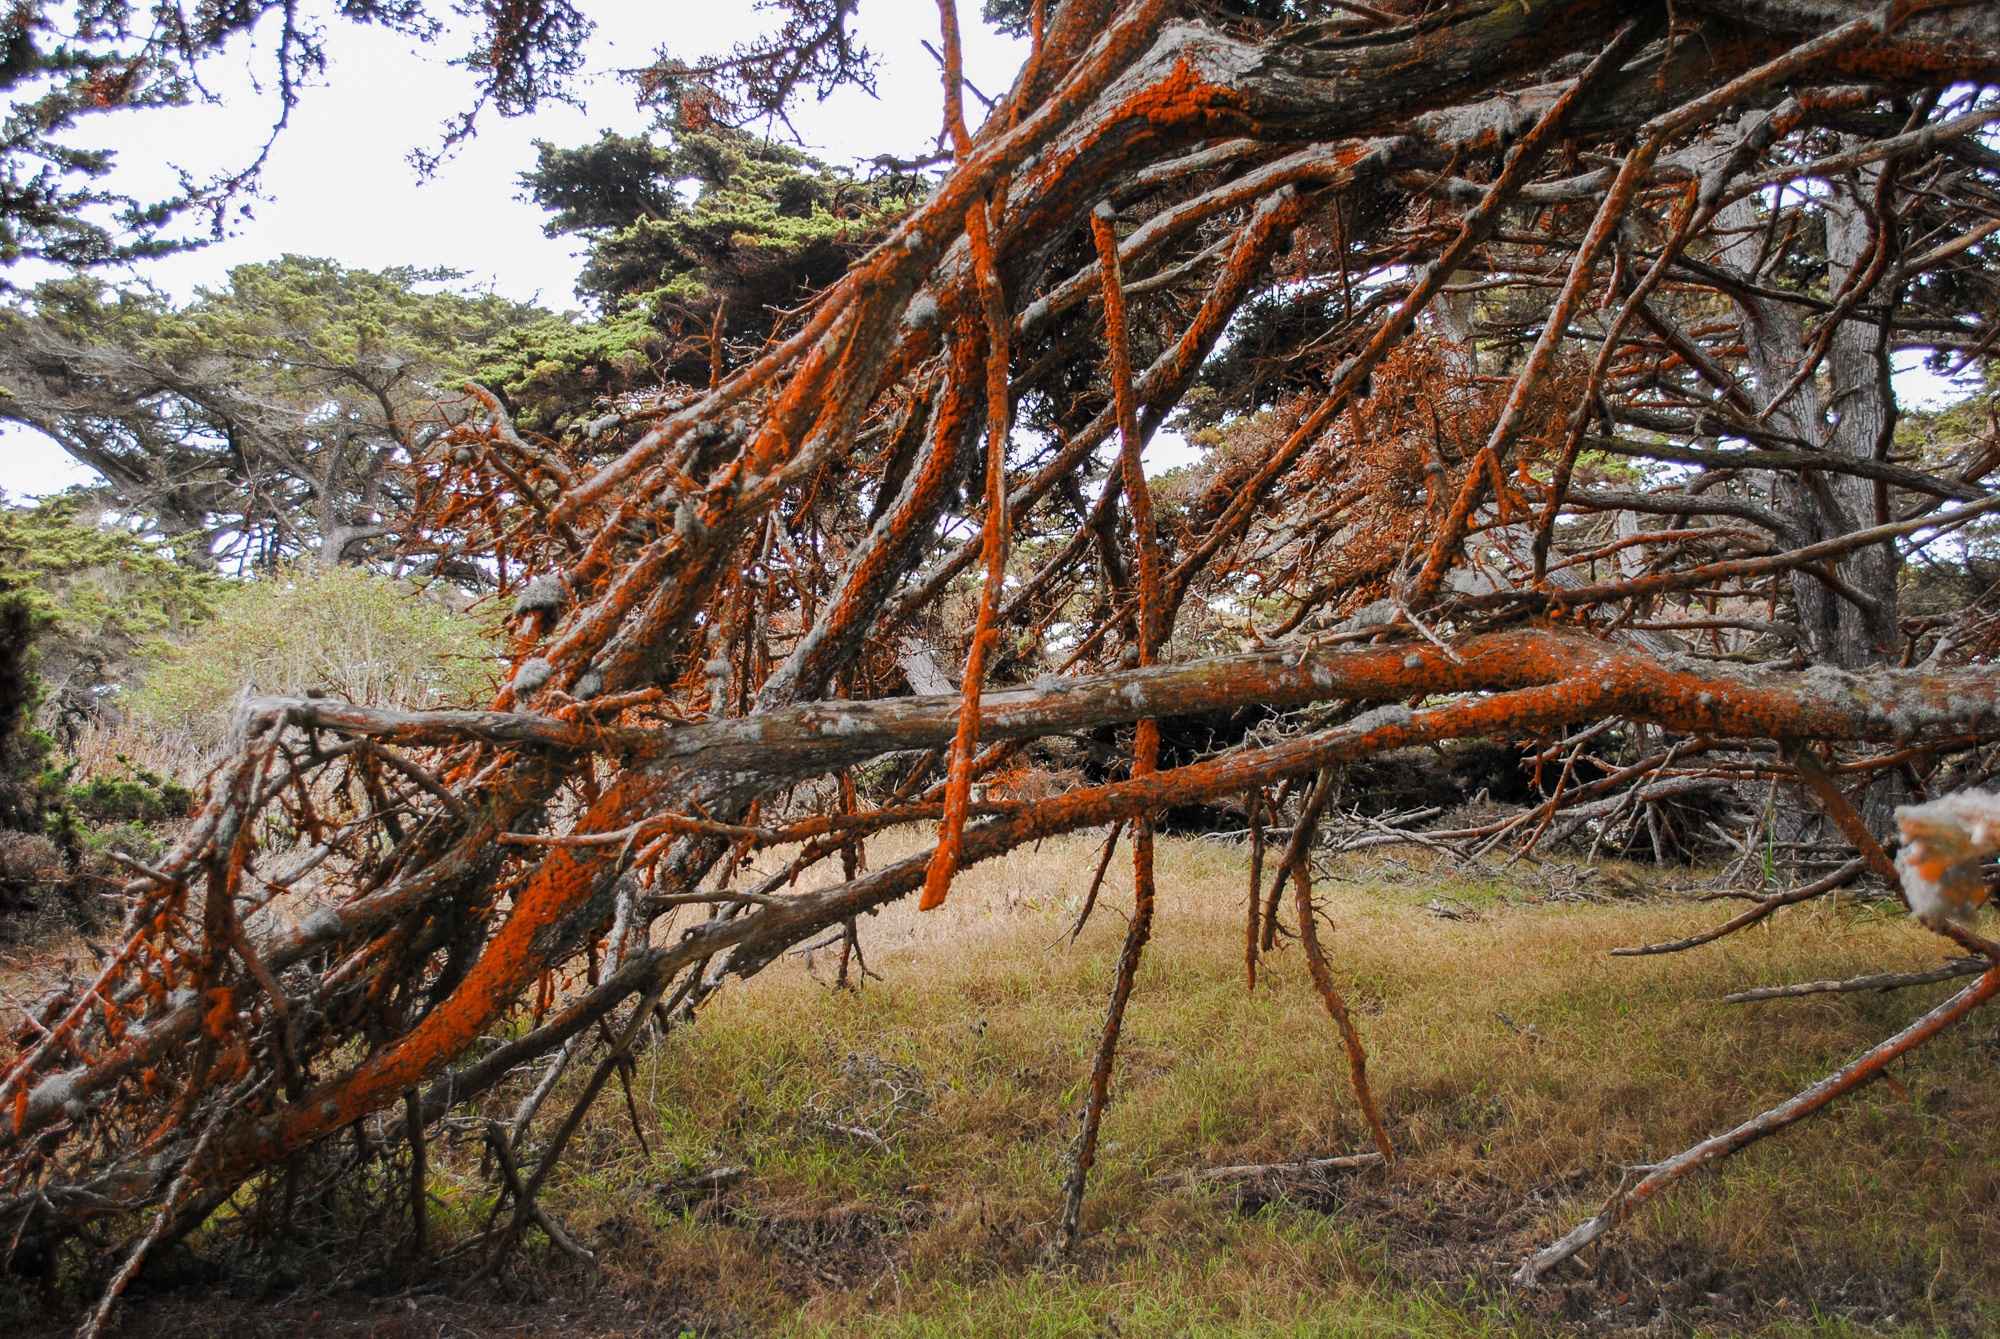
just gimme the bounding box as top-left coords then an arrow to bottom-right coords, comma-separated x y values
0,829 -> 64,911
66,767 -> 194,823
0,495 -> 215,697
128,566 -> 500,750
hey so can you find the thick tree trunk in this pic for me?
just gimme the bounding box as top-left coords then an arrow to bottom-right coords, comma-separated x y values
1715,158 -> 1906,838
1718,166 -> 1901,670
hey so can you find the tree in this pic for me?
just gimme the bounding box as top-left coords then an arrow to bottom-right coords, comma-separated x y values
0,0 -> 877,282
0,497 -> 209,915
0,0 -> 590,277
0,258 -> 544,568
478,123 -> 920,427
8,1 -> 2000,1326
0,494 -> 211,710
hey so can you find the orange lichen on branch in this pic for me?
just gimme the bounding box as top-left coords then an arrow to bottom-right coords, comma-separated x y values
18,1 -> 2000,1310
922,0 -> 1017,912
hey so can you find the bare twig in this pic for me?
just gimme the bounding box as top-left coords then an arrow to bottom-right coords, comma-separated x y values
1722,957 -> 1990,1004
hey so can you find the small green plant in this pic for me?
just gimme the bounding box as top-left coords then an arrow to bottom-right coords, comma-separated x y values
64,764 -> 194,824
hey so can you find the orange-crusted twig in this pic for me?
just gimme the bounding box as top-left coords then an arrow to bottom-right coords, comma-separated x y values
1054,199 -> 1175,1253
1275,766 -> 1393,1160
922,0 -> 1015,912
15,0 -> 2000,1290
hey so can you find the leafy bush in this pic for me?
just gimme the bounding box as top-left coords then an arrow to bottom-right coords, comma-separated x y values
66,766 -> 194,823
129,566 -> 500,749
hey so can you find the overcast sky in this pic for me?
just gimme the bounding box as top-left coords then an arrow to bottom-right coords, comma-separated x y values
1,0 -> 1030,497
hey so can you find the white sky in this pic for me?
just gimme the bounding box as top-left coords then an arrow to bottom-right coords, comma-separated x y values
1,0 -> 1031,497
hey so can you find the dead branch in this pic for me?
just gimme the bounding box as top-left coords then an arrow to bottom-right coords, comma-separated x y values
1516,963 -> 2000,1287
1151,1152 -> 1385,1188
1722,957 -> 1991,1003
13,0 -> 2000,1289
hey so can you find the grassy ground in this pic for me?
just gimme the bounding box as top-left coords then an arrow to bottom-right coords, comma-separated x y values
37,833 -> 2000,1336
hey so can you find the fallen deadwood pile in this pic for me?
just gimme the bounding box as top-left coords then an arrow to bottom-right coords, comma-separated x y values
9,0 -> 2000,1328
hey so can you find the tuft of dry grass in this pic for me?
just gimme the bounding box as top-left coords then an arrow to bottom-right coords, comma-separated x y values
125,564 -> 499,758
57,717 -> 212,791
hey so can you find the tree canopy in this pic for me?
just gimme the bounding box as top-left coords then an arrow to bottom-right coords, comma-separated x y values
0,0 -> 875,282
0,0 -> 591,275
0,257 -> 543,568
473,123 -> 921,428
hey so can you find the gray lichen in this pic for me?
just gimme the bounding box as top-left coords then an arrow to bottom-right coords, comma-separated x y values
1349,704 -> 1413,733
513,657 -> 555,696
513,573 -> 567,617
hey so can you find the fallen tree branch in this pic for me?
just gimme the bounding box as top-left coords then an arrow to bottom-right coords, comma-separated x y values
1611,858 -> 1869,956
1722,957 -> 1990,1003
1152,1152 -> 1385,1187
1514,962 -> 2000,1287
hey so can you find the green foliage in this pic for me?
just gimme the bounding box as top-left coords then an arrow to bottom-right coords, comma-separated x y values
124,256 -> 538,397
522,131 -> 685,236
980,0 -> 1035,36
0,0 -> 585,279
65,767 -> 194,824
1895,380 -> 1995,464
1576,448 -> 1649,487
0,494 -> 214,692
1187,289 -> 1353,426
525,126 -> 905,306
79,820 -> 169,863
473,309 -> 663,429
0,583 -> 45,817
508,124 -> 913,413
128,565 -> 500,748
21,255 -> 537,379
0,499 -> 211,913
1894,378 -> 2000,612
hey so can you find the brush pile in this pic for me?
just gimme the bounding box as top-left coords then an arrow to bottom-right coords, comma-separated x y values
10,1 -> 2000,1325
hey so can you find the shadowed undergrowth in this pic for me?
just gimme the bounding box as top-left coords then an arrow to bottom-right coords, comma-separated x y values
19,833 -> 1999,1337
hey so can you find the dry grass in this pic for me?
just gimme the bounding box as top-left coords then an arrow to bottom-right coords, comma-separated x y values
122,564 -> 499,760
57,717 -> 212,790
32,833 -> 2000,1337
453,834 -> 1997,1337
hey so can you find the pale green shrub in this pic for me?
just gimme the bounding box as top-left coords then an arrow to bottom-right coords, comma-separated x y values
128,566 -> 499,751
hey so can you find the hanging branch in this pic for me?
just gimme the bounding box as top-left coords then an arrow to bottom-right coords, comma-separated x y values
1055,193 -> 1172,1257
922,0 -> 1017,912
